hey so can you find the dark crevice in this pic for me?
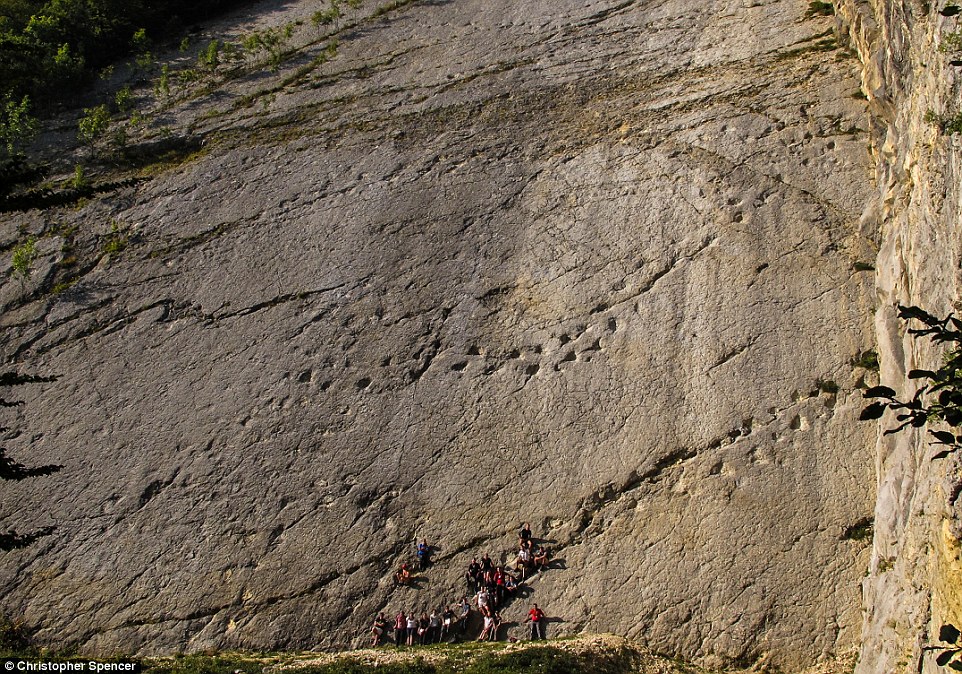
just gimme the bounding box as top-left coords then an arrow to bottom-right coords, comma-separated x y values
705,336 -> 760,375
560,421 -> 766,548
137,468 -> 182,509
258,572 -> 341,608
570,0 -> 637,30
10,298 -> 170,362
0,177 -> 149,214
432,532 -> 503,564
213,283 -> 348,320
101,605 -> 227,632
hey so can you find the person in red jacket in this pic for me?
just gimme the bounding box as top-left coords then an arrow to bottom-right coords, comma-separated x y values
527,603 -> 546,640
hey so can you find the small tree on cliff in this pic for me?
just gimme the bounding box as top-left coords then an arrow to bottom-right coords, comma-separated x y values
0,372 -> 60,551
861,305 -> 962,458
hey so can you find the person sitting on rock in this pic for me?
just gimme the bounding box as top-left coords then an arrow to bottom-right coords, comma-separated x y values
518,522 -> 533,546
371,612 -> 388,647
477,612 -> 495,641
475,587 -> 492,617
395,562 -> 412,585
489,610 -> 503,641
515,544 -> 533,578
482,568 -> 495,592
504,572 -> 519,598
533,545 -> 550,573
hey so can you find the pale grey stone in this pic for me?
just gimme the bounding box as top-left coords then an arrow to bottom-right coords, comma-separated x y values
0,0 -> 880,670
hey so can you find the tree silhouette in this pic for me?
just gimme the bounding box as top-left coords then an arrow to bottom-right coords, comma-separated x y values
861,305 -> 962,459
0,372 -> 61,552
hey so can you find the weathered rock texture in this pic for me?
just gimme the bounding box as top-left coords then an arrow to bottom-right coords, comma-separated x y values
833,1 -> 962,672
0,0 -> 878,670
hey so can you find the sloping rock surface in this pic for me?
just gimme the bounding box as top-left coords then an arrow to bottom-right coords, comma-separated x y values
0,0 -> 877,669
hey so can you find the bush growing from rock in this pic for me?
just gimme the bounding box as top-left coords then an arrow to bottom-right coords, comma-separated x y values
0,94 -> 37,160
11,236 -> 36,278
77,103 -> 110,144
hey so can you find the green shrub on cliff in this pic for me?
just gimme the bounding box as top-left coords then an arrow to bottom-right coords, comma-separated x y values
11,236 -> 36,277
0,0 -> 257,114
242,24 -> 295,70
0,94 -> 37,160
923,109 -> 962,135
198,39 -> 221,72
0,614 -> 32,653
77,104 -> 110,144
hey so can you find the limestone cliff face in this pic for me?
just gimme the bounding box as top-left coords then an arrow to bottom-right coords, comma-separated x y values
834,0 -> 962,672
0,0 -> 878,670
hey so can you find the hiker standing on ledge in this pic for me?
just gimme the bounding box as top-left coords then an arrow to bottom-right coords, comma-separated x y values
416,538 -> 430,570
394,610 -> 406,646
527,603 -> 546,640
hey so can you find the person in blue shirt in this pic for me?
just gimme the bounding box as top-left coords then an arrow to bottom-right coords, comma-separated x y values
416,539 -> 430,570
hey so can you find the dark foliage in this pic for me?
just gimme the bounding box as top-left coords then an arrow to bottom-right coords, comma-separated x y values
0,0 -> 257,112
0,156 -> 44,199
0,372 -> 60,551
805,0 -> 835,16
930,624 -> 962,670
0,613 -> 33,653
861,305 -> 962,459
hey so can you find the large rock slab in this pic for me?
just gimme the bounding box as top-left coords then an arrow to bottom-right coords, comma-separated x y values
0,0 -> 876,669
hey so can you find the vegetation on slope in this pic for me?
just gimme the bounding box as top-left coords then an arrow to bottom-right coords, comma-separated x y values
0,626 -> 861,674
0,635 -> 670,674
0,0 -> 263,195
0,0 -> 254,110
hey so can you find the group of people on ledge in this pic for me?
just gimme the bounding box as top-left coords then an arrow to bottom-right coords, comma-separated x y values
370,602 -> 547,646
372,523 -> 552,646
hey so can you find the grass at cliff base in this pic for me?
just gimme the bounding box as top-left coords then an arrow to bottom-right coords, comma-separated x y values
138,635 -> 856,674
3,635 -> 858,674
